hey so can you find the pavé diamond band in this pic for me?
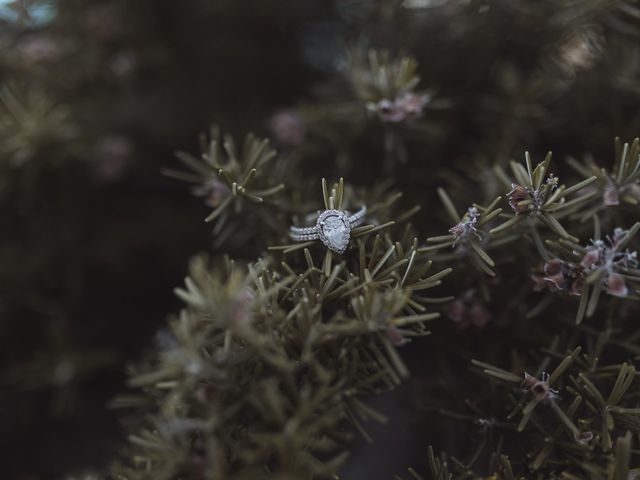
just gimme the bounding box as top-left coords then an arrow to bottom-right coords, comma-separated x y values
289,206 -> 367,253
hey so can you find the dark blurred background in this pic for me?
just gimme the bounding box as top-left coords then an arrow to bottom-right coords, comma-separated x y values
1,1 -> 319,477
1,0 -> 639,478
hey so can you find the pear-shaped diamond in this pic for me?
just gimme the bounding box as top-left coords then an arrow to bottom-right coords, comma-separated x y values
317,210 -> 350,253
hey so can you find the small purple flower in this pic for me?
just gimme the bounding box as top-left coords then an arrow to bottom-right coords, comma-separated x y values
93,135 -> 134,181
507,184 -> 529,213
385,326 -> 410,346
445,289 -> 491,330
395,92 -> 430,116
580,248 -> 601,269
522,372 -> 558,402
532,259 -> 584,296
606,272 -> 628,297
603,184 -> 620,206
369,92 -> 430,123
268,110 -> 305,147
374,98 -> 406,122
19,35 -> 61,64
194,178 -> 231,208
579,229 -> 638,298
543,259 -> 566,291
574,430 -> 594,445
449,207 -> 481,245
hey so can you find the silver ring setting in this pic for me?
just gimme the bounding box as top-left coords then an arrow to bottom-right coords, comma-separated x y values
289,206 -> 367,253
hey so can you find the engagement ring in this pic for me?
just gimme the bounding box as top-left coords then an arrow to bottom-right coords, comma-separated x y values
289,206 -> 367,253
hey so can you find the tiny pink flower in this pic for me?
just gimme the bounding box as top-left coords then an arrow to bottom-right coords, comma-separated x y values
606,272 -> 628,297
385,326 -> 410,346
532,259 -> 584,295
268,110 -> 305,147
574,229 -> 638,298
194,179 -> 231,208
543,259 -> 566,291
445,298 -> 465,323
20,35 -> 61,64
574,431 -> 594,445
375,98 -> 407,122
570,276 -> 584,296
603,185 -> 620,206
449,207 -> 481,245
580,248 -> 601,269
507,184 -> 529,213
93,135 -> 134,181
445,290 -> 491,330
395,92 -> 429,116
469,302 -> 490,328
522,372 -> 558,402
370,92 -> 429,122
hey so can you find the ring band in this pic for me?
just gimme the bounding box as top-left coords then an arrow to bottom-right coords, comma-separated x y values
289,206 -> 367,253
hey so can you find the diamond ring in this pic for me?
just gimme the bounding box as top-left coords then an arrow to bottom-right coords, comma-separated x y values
289,206 -> 367,253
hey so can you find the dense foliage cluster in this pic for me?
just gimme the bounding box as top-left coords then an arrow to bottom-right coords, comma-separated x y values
111,178 -> 450,479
